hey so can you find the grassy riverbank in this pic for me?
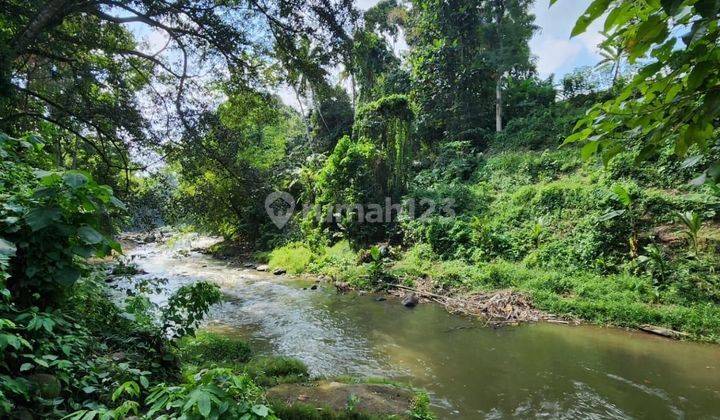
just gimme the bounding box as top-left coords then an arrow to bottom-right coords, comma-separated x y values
254,148 -> 720,342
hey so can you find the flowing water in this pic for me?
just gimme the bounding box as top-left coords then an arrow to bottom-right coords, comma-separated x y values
116,236 -> 720,419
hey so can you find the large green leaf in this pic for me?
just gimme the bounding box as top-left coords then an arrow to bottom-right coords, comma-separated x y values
77,226 -> 103,245
25,208 -> 62,232
62,171 -> 89,188
572,0 -> 611,37
0,238 -> 15,258
53,266 -> 80,287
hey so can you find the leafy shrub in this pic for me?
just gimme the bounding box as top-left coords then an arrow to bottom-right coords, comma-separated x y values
305,136 -> 389,245
162,282 -> 223,338
178,331 -> 253,365
145,368 -> 274,419
245,357 -> 309,387
268,242 -> 314,274
1,133 -> 124,307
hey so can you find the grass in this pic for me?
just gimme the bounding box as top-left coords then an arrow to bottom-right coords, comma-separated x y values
388,252 -> 720,341
177,331 -> 253,366
270,401 -> 377,419
245,356 -> 310,387
268,242 -> 314,274
260,148 -> 720,342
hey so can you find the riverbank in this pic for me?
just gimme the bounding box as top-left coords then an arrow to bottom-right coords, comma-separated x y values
112,235 -> 720,418
177,331 -> 434,419
207,239 -> 720,343
111,233 -> 437,419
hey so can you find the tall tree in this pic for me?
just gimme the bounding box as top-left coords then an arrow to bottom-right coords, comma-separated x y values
0,0 -> 356,189
480,0 -> 536,132
406,0 -> 535,144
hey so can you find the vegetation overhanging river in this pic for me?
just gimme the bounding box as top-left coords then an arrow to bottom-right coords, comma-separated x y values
113,235 -> 720,419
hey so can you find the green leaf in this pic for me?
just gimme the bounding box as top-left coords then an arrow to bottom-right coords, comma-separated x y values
251,404 -> 270,417
62,171 -> 89,188
563,128 -> 593,144
25,208 -> 61,231
660,0 -> 684,15
598,209 -> 626,222
572,0 -> 611,37
110,196 -> 127,211
687,61 -> 713,90
612,184 -> 632,206
0,238 -> 16,258
681,155 -> 702,169
580,141 -> 599,160
54,267 -> 80,287
19,363 -> 33,372
77,226 -> 103,245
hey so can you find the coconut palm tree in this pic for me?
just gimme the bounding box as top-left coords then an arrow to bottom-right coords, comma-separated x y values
595,32 -> 624,86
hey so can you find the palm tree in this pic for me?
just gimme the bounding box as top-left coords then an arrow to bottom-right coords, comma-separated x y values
595,33 -> 624,86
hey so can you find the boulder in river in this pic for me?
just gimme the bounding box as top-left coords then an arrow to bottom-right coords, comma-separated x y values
402,292 -> 419,308
334,282 -> 351,293
256,264 -> 269,272
310,284 -> 318,290
267,381 -> 415,417
273,268 -> 286,275
243,263 -> 255,268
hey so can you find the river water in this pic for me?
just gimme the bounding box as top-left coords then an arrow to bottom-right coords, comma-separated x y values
116,236 -> 720,419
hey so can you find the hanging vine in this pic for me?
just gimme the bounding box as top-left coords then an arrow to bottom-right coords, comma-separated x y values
353,94 -> 414,197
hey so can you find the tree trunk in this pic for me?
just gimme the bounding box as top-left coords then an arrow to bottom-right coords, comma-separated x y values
494,0 -> 505,133
612,59 -> 620,86
495,76 -> 503,132
350,72 -> 357,110
291,84 -> 311,138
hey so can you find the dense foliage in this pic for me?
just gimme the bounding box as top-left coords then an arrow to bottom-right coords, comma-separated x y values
2,0 -> 720,417
562,0 -> 720,184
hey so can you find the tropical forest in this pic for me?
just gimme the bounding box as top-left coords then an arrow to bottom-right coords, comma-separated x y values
1,0 -> 719,418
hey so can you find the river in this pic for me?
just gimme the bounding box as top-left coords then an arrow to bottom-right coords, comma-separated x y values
114,236 -> 720,419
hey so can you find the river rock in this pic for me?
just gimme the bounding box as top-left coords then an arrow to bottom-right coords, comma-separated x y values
273,268 -> 286,275
29,373 -> 61,398
401,292 -> 419,308
335,282 -> 351,293
267,381 -> 414,417
256,264 -> 269,272
310,284 -> 318,290
375,296 -> 386,302
243,263 -> 255,268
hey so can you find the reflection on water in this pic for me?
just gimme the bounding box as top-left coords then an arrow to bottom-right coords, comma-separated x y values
116,238 -> 720,419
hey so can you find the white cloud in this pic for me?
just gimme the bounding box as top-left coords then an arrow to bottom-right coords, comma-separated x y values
531,37 -> 583,76
530,0 -> 603,77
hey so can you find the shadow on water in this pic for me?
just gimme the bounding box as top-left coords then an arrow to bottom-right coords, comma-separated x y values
118,238 -> 720,419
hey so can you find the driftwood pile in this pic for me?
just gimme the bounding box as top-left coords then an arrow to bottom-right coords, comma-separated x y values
390,282 -> 570,326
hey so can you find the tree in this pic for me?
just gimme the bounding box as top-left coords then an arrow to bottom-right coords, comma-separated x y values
171,89 -> 304,242
0,0 -> 356,190
406,0 -> 536,144
561,0 -> 720,184
480,0 -> 537,132
594,33 -> 625,86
